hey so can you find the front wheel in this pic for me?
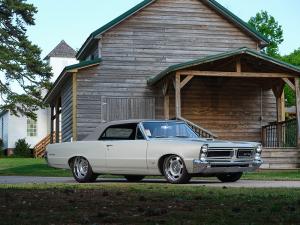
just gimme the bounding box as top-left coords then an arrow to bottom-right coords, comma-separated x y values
217,172 -> 243,183
71,156 -> 98,183
163,155 -> 191,184
124,175 -> 145,182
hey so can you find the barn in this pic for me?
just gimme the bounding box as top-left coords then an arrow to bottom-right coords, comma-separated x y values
44,0 -> 300,169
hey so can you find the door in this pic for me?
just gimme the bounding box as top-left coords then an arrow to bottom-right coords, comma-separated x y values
100,123 -> 148,174
101,96 -> 155,122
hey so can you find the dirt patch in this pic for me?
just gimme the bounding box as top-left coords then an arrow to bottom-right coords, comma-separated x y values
0,184 -> 300,225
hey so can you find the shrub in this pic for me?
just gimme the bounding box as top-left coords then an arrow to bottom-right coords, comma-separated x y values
14,139 -> 32,157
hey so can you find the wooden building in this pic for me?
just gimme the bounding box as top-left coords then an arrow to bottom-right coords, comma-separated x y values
44,0 -> 300,169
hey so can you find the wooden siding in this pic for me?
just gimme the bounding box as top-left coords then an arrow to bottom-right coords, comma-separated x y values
168,77 -> 277,142
61,78 -> 73,142
76,0 -> 260,139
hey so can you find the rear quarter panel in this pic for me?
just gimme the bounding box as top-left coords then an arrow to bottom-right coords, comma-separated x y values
46,141 -> 106,172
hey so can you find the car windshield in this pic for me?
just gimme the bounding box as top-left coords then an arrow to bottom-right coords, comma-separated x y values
142,121 -> 199,139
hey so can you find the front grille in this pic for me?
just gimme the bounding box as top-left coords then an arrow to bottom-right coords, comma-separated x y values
207,151 -> 232,158
237,149 -> 254,158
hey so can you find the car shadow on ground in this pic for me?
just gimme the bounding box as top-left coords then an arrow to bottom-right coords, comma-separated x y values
94,178 -> 221,184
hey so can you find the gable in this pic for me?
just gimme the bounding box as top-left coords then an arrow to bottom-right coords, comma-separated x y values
77,0 -> 268,60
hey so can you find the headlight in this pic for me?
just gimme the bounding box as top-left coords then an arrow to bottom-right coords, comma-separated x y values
256,145 -> 262,154
201,144 -> 208,153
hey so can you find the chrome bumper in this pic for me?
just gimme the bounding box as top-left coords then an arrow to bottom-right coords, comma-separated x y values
192,159 -> 263,174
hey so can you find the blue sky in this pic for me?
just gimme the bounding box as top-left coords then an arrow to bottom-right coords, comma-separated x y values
27,0 -> 300,58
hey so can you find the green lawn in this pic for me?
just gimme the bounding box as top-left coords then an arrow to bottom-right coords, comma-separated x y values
0,183 -> 300,225
0,158 -> 300,180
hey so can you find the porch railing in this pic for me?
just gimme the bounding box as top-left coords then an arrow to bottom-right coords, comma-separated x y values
262,119 -> 297,148
34,132 -> 62,158
177,116 -> 218,139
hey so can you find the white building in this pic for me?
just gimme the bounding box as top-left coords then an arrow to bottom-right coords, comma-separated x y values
0,40 -> 77,154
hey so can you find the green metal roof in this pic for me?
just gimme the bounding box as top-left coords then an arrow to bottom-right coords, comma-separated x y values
44,58 -> 102,104
76,0 -> 270,60
147,47 -> 300,85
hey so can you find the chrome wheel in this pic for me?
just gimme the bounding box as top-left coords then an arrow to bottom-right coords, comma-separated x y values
164,156 -> 184,182
73,157 -> 89,179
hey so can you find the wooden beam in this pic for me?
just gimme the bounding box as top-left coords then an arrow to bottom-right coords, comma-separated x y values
162,78 -> 170,96
295,78 -> 300,147
282,78 -> 295,91
236,58 -> 241,73
175,72 -> 181,118
55,99 -> 60,144
180,75 -> 194,89
50,106 -> 54,144
179,70 -> 295,78
164,95 -> 169,120
72,73 -> 77,141
276,91 -> 285,122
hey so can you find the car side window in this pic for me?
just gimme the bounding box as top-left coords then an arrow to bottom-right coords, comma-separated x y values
99,123 -> 137,141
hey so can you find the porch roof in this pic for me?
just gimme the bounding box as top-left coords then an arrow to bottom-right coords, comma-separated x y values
44,58 -> 102,104
147,47 -> 300,86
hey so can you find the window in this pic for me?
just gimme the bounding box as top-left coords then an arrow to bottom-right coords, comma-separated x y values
27,118 -> 37,137
100,124 -> 137,140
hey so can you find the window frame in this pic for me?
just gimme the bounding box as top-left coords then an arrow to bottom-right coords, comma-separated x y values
27,118 -> 37,137
99,123 -> 146,141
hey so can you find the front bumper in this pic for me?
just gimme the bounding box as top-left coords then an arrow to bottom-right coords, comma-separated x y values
192,159 -> 263,174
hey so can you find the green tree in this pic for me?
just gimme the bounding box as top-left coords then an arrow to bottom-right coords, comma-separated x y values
248,10 -> 284,58
281,48 -> 300,107
0,0 -> 52,119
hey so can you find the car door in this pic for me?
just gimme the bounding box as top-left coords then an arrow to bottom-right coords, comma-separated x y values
100,123 -> 148,174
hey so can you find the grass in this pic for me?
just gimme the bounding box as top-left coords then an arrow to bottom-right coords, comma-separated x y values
0,158 -> 71,177
0,183 -> 300,224
0,158 -> 300,181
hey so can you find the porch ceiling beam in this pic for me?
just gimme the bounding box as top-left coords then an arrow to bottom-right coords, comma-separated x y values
180,75 -> 194,89
178,70 -> 295,78
282,78 -> 295,91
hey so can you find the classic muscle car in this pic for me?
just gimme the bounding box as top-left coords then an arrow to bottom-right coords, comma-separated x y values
46,120 -> 263,184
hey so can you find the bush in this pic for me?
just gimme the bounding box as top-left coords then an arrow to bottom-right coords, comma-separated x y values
0,138 -> 4,157
14,139 -> 32,157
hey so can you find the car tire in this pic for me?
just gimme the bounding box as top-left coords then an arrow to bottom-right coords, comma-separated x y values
216,172 -> 243,183
163,155 -> 191,184
71,156 -> 98,183
124,175 -> 145,182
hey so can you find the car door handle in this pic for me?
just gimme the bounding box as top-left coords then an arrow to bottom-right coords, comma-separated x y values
106,145 -> 113,147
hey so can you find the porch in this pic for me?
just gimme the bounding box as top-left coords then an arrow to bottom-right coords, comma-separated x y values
148,48 -> 300,169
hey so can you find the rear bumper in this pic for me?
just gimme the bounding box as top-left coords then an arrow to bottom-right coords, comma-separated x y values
192,159 -> 263,174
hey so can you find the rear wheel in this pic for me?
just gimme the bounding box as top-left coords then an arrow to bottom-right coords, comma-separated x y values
124,175 -> 145,182
71,156 -> 98,183
163,155 -> 191,184
217,172 -> 243,183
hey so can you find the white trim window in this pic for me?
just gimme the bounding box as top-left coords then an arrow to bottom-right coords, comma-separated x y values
27,118 -> 37,137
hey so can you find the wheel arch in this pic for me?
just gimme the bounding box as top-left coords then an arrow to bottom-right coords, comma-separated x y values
157,153 -> 186,175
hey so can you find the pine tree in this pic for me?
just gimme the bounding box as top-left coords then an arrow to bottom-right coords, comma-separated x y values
0,0 -> 52,119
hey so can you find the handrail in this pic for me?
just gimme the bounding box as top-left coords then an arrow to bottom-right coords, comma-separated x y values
34,132 -> 62,158
262,119 -> 297,148
177,116 -> 218,139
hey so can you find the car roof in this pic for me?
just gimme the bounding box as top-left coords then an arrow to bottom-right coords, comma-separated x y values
82,119 -> 183,140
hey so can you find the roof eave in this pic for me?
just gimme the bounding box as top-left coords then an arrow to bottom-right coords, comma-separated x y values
76,0 -> 156,60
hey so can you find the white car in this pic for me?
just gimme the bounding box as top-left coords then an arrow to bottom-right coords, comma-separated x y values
46,120 -> 263,184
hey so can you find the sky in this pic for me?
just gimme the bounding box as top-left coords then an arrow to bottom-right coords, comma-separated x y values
26,0 -> 300,58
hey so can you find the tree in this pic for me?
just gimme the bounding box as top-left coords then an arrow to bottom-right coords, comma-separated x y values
281,48 -> 300,107
248,11 -> 284,58
0,0 -> 52,119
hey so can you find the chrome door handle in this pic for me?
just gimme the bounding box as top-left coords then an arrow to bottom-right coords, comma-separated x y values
106,145 -> 113,147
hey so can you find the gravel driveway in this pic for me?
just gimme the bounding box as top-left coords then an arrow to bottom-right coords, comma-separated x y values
1,176 -> 300,188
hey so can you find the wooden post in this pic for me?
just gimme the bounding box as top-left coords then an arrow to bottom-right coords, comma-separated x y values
236,58 -> 241,73
175,72 -> 181,118
55,99 -> 60,143
276,91 -> 285,122
164,95 -> 169,120
50,106 -> 54,144
72,73 -> 77,141
295,78 -> 300,147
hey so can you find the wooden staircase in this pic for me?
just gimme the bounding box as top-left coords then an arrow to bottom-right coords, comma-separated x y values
177,116 -> 218,139
34,132 -> 61,158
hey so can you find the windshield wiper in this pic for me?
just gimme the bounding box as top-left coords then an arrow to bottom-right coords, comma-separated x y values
153,136 -> 169,139
175,136 -> 190,138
